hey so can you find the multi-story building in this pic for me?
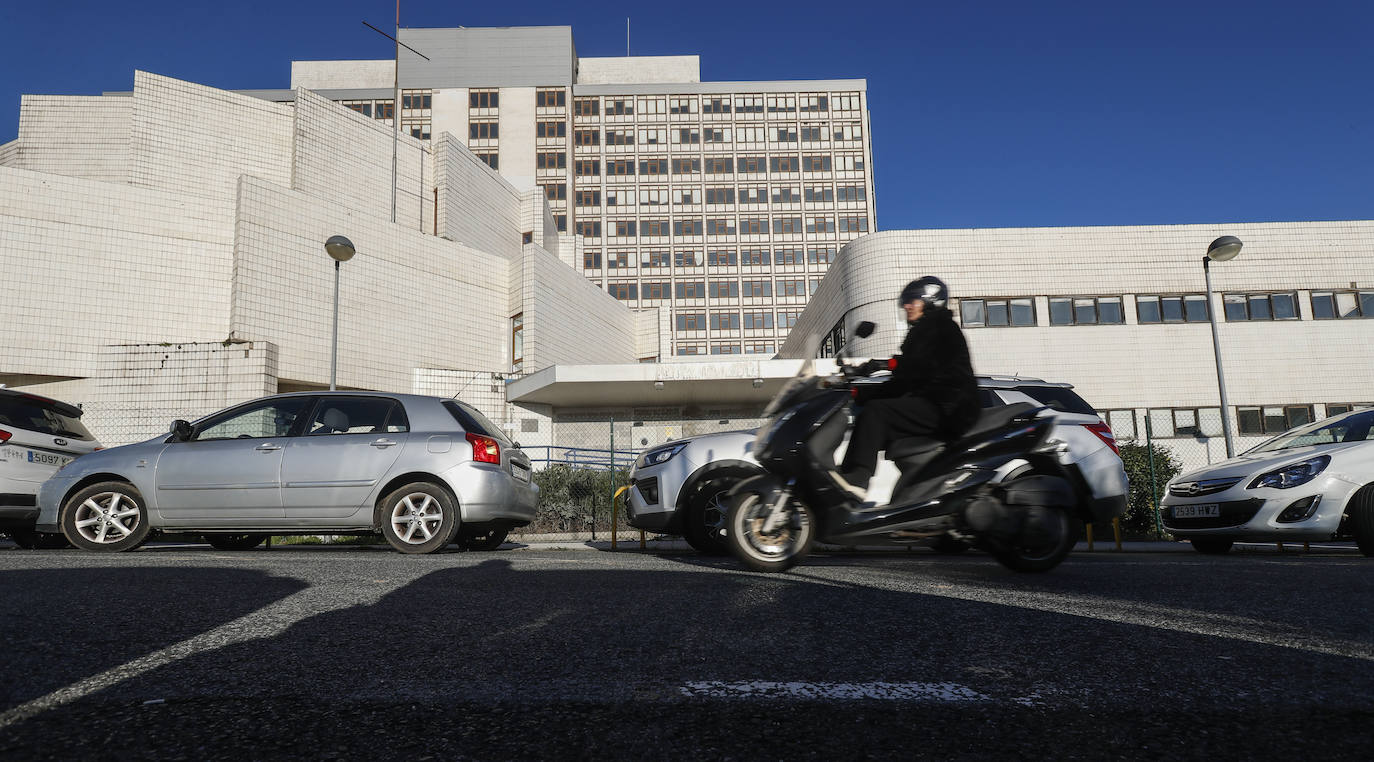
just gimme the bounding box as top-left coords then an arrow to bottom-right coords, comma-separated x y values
246,25 -> 876,359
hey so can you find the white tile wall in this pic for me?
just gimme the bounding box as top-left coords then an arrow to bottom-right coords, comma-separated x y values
15,95 -> 131,183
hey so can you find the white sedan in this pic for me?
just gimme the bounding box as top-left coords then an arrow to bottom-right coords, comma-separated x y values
1161,408 -> 1374,555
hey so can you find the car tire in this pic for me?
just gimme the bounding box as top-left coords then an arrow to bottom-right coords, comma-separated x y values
205,534 -> 269,551
8,527 -> 72,550
1190,538 -> 1234,555
1348,486 -> 1374,558
61,481 -> 151,552
379,482 -> 459,554
681,468 -> 756,556
460,527 -> 508,551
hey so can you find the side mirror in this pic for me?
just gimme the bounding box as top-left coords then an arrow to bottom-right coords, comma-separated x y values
169,419 -> 194,442
854,321 -> 875,339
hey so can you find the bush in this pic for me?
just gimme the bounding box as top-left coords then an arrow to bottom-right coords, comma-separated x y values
1117,441 -> 1182,537
530,465 -> 631,534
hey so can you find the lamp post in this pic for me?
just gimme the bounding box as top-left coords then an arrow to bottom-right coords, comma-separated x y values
324,235 -> 357,390
1203,235 -> 1243,458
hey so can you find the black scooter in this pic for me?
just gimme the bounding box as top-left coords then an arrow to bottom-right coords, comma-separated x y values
725,322 -> 1089,573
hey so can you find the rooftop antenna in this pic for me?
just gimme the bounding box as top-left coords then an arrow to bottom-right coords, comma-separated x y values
362,2 -> 429,225
626,17 -> 630,56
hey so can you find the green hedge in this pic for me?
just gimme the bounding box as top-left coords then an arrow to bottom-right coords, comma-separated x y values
530,465 -> 632,534
1117,441 -> 1183,537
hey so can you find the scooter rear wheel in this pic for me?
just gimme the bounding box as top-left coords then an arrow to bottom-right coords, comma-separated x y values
990,503 -> 1076,573
726,489 -> 815,573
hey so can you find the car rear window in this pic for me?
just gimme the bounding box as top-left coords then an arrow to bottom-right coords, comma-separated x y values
0,395 -> 95,440
1013,386 -> 1098,415
442,400 -> 511,444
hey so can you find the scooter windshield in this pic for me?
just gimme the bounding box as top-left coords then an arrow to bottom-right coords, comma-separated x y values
761,359 -> 816,419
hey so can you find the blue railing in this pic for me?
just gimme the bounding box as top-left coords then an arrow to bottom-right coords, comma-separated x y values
521,445 -> 638,472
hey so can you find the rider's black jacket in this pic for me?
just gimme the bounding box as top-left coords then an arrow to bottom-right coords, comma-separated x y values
854,305 -> 981,438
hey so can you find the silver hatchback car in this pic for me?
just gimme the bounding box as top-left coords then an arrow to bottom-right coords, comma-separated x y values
36,392 -> 537,554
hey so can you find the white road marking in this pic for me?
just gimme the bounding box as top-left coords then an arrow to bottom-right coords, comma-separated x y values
0,577 -> 409,731
681,681 -> 993,702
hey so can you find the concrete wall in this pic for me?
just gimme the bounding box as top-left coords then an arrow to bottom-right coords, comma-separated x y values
498,87 -> 537,191
577,56 -> 701,84
291,60 -> 395,90
433,133 -> 523,258
14,95 -> 131,184
517,244 -> 644,371
397,27 -> 575,88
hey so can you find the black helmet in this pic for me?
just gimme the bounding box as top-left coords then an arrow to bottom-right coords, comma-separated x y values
899,276 -> 948,309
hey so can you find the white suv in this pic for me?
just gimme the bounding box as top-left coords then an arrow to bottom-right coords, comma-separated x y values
1,389 -> 102,548
624,373 -> 1128,554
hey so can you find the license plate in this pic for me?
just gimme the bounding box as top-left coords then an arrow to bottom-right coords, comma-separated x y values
511,462 -> 531,483
27,450 -> 73,468
1174,503 -> 1220,519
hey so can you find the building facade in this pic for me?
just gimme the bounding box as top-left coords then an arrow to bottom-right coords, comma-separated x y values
248,26 -> 876,359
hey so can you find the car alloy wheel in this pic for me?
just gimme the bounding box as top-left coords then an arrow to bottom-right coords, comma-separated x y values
379,482 -> 459,554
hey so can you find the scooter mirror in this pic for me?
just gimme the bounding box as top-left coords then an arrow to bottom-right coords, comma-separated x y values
854,321 -> 875,339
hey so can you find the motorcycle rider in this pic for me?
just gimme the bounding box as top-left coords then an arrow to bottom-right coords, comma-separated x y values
835,276 -> 982,497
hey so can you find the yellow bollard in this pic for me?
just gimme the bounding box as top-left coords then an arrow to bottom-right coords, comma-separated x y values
611,486 -> 629,551
1303,542 -> 1310,552
1113,517 -> 1122,551
1085,523 -> 1094,551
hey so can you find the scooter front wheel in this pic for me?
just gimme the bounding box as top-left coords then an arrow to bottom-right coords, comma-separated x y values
726,488 -> 815,573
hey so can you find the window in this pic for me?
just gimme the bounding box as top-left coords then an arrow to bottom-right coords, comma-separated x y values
582,251 -> 602,269
833,124 -> 862,141
802,155 -> 832,172
574,159 -> 600,176
536,121 -> 566,138
800,95 -> 829,112
671,158 -> 700,174
705,157 -> 734,174
836,185 -> 865,202
707,218 -> 735,236
740,248 -> 768,266
737,156 -> 766,174
735,95 -> 764,113
469,91 -> 499,109
807,216 -> 835,234
675,128 -> 700,144
537,89 -> 566,108
1136,294 -> 1209,323
608,283 -> 638,301
1103,409 -> 1137,440
710,312 -> 741,330
708,250 -> 737,266
639,188 -> 669,206
642,250 -> 670,268
606,98 -> 634,115
743,280 -> 772,298
674,188 -> 698,205
574,98 -> 599,116
541,183 -> 566,201
799,126 -> 823,142
959,298 -> 1036,327
834,153 -> 865,171
1146,407 -> 1223,438
772,186 -> 801,203
676,343 -> 706,356
774,248 -> 803,265
711,344 -> 742,355
606,252 -> 630,268
777,279 -> 806,297
1326,403 -> 1374,416
195,397 -> 313,441
536,151 -> 566,169
708,280 -> 739,298
703,97 -> 731,114
674,250 -> 701,267
739,187 -> 767,204
1224,291 -> 1299,321
574,189 -> 599,206
638,128 -> 667,145
677,281 -> 706,299
575,221 -> 601,238
775,127 -> 798,143
343,101 -> 372,117
637,97 -> 666,115
574,129 -> 600,146
743,312 -> 773,330
1237,405 -> 1315,436
1048,296 -> 1125,325
703,128 -> 729,143
736,126 -> 766,143
640,157 -> 669,176
838,216 -> 868,233
642,282 -> 670,300
613,220 -> 637,237
770,156 -> 799,173
303,397 -> 410,436
807,186 -> 835,203
745,342 -> 776,355
509,315 -> 524,372
807,247 -> 835,265
778,311 -> 802,329
476,153 -> 498,170
669,97 -> 697,115
1311,290 -> 1374,319
705,188 -> 735,205
773,217 -> 803,234
735,217 -> 765,235
606,129 -> 634,146
767,94 -> 796,113
608,159 -> 635,176
674,219 -> 702,236
554,214 -> 566,232
677,312 -> 706,331
469,121 -> 499,140
375,102 -> 394,120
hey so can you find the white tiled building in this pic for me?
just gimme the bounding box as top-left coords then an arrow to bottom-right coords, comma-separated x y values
778,224 -> 1374,470
245,25 -> 877,359
0,71 -> 658,448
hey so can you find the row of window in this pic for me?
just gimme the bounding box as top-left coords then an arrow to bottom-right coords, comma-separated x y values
551,185 -> 866,206
542,154 -> 867,176
606,279 -> 820,301
1105,403 -> 1371,440
959,289 -> 1374,327
584,248 -> 836,269
573,93 -> 862,117
573,216 -> 867,238
565,125 -> 862,146
675,342 -> 780,356
674,311 -> 801,331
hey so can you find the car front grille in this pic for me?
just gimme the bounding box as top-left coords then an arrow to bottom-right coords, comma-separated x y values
1162,499 -> 1264,529
1168,477 -> 1244,497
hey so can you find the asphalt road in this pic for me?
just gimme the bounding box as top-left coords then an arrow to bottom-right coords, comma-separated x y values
1,541 -> 1370,760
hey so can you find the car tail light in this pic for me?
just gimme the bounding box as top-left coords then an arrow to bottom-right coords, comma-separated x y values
1081,422 -> 1119,455
466,432 -> 501,465
0,429 -> 10,443
887,357 -> 898,371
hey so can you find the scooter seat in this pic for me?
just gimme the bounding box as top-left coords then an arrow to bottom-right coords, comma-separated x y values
887,436 -> 945,460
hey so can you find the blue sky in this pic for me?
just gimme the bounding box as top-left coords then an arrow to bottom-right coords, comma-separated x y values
3,1 -> 1370,230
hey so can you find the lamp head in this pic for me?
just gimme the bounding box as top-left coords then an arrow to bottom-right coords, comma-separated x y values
1206,236 -> 1243,262
325,235 -> 356,262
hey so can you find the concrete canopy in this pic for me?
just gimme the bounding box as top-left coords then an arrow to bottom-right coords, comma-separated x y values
506,359 -> 821,409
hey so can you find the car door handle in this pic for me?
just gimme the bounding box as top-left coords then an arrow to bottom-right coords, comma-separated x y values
255,443 -> 283,452
370,438 -> 398,448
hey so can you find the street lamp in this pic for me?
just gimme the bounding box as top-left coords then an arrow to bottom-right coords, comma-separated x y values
1203,235 -> 1242,458
325,235 -> 356,391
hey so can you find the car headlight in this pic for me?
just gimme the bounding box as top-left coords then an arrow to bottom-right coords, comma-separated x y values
1248,455 -> 1330,489
636,442 -> 688,469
